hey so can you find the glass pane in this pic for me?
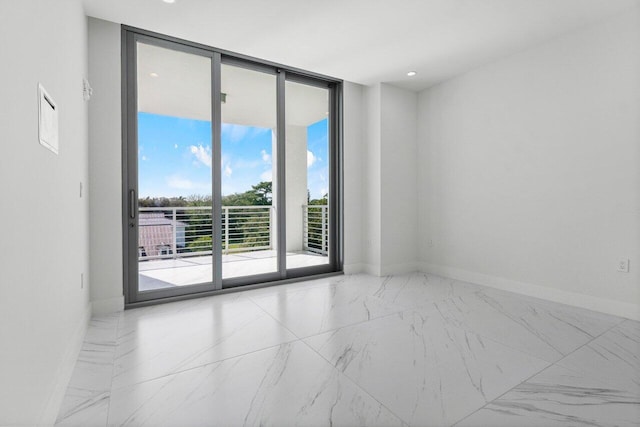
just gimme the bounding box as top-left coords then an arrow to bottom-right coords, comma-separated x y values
221,64 -> 278,279
285,81 -> 330,269
136,42 -> 213,291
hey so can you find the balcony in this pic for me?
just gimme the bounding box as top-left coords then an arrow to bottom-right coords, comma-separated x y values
138,205 -> 329,290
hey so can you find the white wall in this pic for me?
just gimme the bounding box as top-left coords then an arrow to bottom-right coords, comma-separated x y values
0,0 -> 91,424
362,84 -> 382,274
358,83 -> 419,276
342,82 -> 365,272
380,84 -> 418,274
88,18 -> 125,313
418,10 -> 640,319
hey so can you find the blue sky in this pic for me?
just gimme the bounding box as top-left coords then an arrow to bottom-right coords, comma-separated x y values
138,112 -> 328,200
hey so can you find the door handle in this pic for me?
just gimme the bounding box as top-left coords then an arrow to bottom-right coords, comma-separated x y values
129,189 -> 136,219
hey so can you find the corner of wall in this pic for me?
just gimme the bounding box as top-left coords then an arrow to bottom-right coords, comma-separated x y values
40,301 -> 92,425
343,81 -> 365,270
92,296 -> 126,316
361,84 -> 383,271
343,263 -> 364,275
362,263 -> 383,277
88,17 -> 125,308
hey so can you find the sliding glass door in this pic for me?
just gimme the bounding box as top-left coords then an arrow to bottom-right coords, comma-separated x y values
123,28 -> 341,305
285,79 -> 332,270
125,36 -> 218,302
220,63 -> 279,280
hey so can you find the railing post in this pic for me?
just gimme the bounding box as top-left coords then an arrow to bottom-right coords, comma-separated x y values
321,206 -> 327,255
223,207 -> 229,255
302,206 -> 306,251
269,206 -> 273,250
172,208 -> 177,259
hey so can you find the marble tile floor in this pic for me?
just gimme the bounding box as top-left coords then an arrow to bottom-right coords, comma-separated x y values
55,273 -> 640,427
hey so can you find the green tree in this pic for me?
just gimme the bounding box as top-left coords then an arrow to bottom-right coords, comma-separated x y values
251,181 -> 272,205
309,193 -> 328,206
138,196 -> 188,207
186,194 -> 212,206
187,235 -> 212,253
221,181 -> 272,206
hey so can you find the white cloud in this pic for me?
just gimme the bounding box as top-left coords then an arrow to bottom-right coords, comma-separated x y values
174,144 -> 178,149
234,159 -> 260,169
307,150 -> 316,168
189,144 -> 212,168
229,125 -> 248,142
261,149 -> 271,163
260,170 -> 272,181
166,175 -> 194,190
221,155 -> 233,177
141,155 -> 147,161
166,175 -> 211,191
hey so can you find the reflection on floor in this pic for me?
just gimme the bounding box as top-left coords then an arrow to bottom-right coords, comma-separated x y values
138,250 -> 329,290
55,273 -> 640,426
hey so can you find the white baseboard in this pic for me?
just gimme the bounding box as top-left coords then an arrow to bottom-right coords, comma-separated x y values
350,262 -> 419,277
380,262 -> 419,276
39,301 -> 92,426
92,295 -> 125,315
343,263 -> 364,274
420,262 -> 640,321
361,263 -> 382,276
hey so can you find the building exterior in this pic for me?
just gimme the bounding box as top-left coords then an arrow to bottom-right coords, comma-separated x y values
138,212 -> 187,258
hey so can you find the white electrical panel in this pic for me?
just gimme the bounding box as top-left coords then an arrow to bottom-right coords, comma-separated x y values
38,83 -> 59,154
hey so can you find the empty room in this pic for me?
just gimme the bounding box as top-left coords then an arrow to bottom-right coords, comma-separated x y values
0,0 -> 638,426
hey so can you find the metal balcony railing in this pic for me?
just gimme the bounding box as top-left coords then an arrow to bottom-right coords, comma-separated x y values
302,205 -> 328,255
138,206 -> 274,261
137,204 -> 328,261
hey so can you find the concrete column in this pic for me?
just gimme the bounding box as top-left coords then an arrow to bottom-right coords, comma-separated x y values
285,125 -> 308,252
270,129 -> 278,251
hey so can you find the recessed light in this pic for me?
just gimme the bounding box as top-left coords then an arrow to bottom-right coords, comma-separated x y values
407,71 -> 417,77
150,72 -> 159,78
162,0 -> 176,3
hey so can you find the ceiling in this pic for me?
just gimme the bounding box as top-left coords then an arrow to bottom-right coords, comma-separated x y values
137,43 -> 328,126
84,0 -> 638,91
